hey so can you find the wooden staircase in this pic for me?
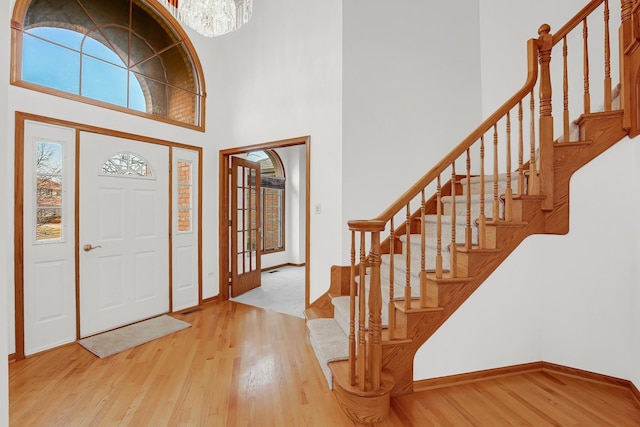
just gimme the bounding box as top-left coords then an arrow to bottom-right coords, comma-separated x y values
306,1 -> 640,423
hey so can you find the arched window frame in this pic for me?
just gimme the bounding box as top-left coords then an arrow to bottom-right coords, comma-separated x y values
249,150 -> 286,254
10,0 -> 207,131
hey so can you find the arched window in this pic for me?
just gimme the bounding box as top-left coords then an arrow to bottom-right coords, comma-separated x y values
247,150 -> 285,254
11,0 -> 206,130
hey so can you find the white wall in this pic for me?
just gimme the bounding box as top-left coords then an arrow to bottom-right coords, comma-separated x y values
206,0 -> 342,301
281,145 -> 306,265
539,138 -> 636,380
479,0 -> 587,116
415,1 -> 640,386
342,0 -> 483,262
633,144 -> 640,388
291,146 -> 306,264
0,0 -> 9,422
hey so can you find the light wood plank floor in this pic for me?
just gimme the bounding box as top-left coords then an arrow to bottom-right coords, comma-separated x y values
9,300 -> 640,426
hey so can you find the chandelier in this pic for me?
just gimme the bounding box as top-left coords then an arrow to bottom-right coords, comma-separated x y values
159,0 -> 253,37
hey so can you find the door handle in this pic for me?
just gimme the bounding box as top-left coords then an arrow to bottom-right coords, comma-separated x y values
83,244 -> 102,252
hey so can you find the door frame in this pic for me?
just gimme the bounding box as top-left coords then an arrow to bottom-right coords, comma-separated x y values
218,136 -> 311,307
13,111 -> 203,360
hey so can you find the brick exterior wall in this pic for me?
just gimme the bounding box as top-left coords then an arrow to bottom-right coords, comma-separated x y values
177,161 -> 192,232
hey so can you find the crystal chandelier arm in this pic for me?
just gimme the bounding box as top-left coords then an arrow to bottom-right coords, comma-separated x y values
158,0 -> 252,37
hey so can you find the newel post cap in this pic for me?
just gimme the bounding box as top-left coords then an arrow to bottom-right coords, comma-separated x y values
348,219 -> 386,233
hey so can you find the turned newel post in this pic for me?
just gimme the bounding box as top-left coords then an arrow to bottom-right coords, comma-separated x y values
538,24 -> 555,210
621,0 -> 633,49
620,0 -> 634,130
367,228 -> 383,391
347,219 -> 385,392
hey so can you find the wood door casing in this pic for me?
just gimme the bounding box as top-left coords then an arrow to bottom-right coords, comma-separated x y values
230,157 -> 261,297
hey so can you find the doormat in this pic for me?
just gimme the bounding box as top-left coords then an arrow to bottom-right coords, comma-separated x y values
78,315 -> 191,358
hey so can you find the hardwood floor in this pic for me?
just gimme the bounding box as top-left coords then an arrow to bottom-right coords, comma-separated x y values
9,300 -> 640,426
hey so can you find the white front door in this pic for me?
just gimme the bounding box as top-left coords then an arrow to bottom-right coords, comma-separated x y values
79,132 -> 169,337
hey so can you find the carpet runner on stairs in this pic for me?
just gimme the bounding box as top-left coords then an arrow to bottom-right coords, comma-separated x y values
306,174 -> 516,389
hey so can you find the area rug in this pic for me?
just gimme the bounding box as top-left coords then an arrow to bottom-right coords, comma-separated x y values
78,315 -> 191,358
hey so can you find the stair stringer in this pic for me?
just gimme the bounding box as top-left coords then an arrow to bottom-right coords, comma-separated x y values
306,265 -> 352,320
545,110 -> 628,235
307,111 -> 630,413
377,110 -> 629,397
379,208 -> 547,396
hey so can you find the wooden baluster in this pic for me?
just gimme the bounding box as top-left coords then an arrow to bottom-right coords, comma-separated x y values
420,190 -> 427,308
563,36 -> 570,142
518,101 -> 525,195
538,24 -> 554,211
450,164 -> 457,278
505,112 -> 513,221
405,203 -> 412,309
529,90 -> 539,194
493,124 -> 500,220
604,0 -> 612,111
349,231 -> 356,386
436,175 -> 443,277
388,218 -> 395,339
479,137 -> 487,248
465,148 -> 472,248
357,232 -> 366,391
583,18 -> 591,114
367,230 -> 382,391
622,0 -> 633,22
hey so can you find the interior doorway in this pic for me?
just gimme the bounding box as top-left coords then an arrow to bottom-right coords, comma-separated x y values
219,136 -> 310,309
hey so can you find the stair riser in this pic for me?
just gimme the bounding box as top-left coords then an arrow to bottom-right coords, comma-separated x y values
424,279 -> 467,308
421,218 -> 478,247
461,177 -> 518,197
332,295 -> 389,338
380,254 -> 444,300
441,196 -> 502,220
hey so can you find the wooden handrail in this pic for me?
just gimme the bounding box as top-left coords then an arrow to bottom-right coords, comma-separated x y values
347,38 -> 539,230
552,0 -> 606,44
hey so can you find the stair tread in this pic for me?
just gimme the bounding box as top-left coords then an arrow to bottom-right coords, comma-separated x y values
441,193 -> 505,201
394,303 -> 445,314
485,220 -> 528,227
456,245 -> 501,254
306,318 -> 349,389
512,194 -> 546,201
461,173 -> 515,184
304,307 -> 333,320
425,272 -> 474,284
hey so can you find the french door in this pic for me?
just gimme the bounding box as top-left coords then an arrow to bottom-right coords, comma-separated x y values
230,157 -> 261,297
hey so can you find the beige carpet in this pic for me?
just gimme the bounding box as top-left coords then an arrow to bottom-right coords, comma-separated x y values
230,266 -> 305,318
78,315 -> 191,358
